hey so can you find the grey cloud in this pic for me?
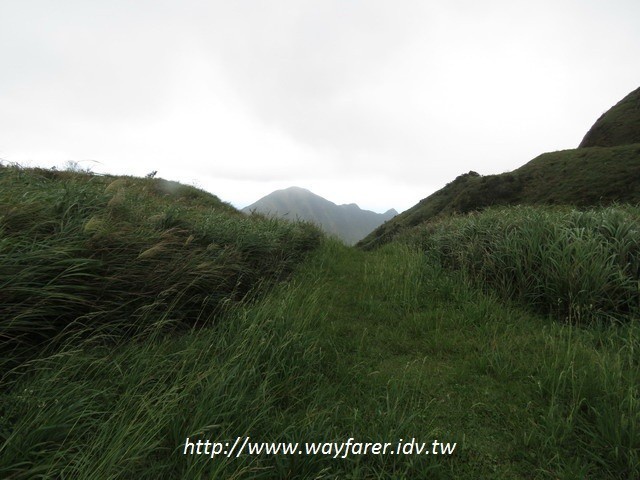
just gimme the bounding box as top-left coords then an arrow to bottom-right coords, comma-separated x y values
1,1 -> 183,122
183,1 -> 432,154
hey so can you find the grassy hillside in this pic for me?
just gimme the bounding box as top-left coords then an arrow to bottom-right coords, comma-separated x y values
579,86 -> 640,148
359,86 -> 640,250
359,143 -> 640,249
0,165 -> 322,371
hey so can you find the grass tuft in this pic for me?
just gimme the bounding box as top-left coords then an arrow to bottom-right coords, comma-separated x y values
405,205 -> 640,324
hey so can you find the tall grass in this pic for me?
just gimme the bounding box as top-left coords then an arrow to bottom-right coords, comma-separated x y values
398,205 -> 640,476
407,205 -> 640,324
360,243 -> 430,314
0,166 -> 322,370
0,276 -> 330,479
2,227 -> 638,477
0,242 -> 450,479
530,322 -> 640,478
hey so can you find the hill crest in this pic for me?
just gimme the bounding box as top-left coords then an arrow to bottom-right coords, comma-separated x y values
358,86 -> 640,249
579,86 -> 640,148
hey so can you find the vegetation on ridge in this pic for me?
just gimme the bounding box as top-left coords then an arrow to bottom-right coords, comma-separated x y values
579,86 -> 640,148
0,165 -> 322,370
358,143 -> 640,250
359,85 -> 640,250
401,204 -> 640,325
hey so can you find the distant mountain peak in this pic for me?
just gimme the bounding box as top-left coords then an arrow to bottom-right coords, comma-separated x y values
281,186 -> 312,193
242,187 -> 396,245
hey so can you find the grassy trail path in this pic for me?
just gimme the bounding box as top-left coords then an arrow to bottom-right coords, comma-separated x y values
290,241 -> 552,478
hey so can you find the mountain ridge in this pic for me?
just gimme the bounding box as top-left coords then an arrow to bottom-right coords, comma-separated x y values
243,186 -> 397,245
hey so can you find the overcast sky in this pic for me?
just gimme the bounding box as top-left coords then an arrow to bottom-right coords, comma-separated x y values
1,1 -> 639,213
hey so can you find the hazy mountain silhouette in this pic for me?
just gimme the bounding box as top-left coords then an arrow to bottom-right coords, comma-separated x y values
243,186 -> 397,245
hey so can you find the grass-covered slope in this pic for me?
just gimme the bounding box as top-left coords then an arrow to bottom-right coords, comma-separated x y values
359,143 -> 640,249
359,86 -> 640,250
0,165 -> 322,368
404,204 -> 640,325
579,86 -> 640,148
